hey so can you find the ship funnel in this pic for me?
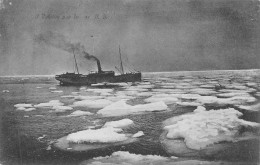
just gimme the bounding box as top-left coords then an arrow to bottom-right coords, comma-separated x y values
83,51 -> 103,73
96,58 -> 103,73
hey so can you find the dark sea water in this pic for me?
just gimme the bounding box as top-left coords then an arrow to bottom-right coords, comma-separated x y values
0,70 -> 259,165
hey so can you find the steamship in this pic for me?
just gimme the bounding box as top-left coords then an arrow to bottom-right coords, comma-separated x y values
55,46 -> 141,86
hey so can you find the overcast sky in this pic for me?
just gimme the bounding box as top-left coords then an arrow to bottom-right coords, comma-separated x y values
0,0 -> 259,75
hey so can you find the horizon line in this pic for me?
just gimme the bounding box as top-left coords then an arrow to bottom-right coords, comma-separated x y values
0,68 -> 259,77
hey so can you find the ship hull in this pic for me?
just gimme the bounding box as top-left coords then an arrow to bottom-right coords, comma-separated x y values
55,72 -> 141,86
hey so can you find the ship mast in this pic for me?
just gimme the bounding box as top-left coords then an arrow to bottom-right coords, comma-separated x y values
73,50 -> 80,74
119,45 -> 124,74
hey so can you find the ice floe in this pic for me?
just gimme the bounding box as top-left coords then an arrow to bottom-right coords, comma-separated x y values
195,95 -> 257,105
132,131 -> 144,138
17,107 -> 36,111
34,100 -> 64,108
51,90 -> 63,93
237,103 -> 260,111
135,92 -> 154,97
138,81 -> 151,85
97,100 -> 168,116
219,88 -> 256,93
193,106 -> 206,112
37,135 -> 47,141
49,87 -> 57,90
176,102 -> 201,107
103,119 -> 134,128
72,99 -> 113,108
225,84 -> 250,90
91,82 -> 130,87
144,94 -> 179,105
107,82 -> 129,86
180,94 -> 201,100
79,87 -> 87,90
61,95 -> 104,100
82,151 -> 174,165
2,90 -> 9,93
68,110 -> 93,116
71,92 -> 80,95
189,88 -> 218,95
159,82 -> 176,86
73,95 -> 104,101
60,95 -> 77,98
135,84 -> 155,89
216,92 -> 249,98
160,85 -> 176,89
174,85 -> 195,89
14,103 -> 36,111
14,103 -> 33,108
125,86 -> 149,92
99,151 -> 168,161
53,105 -> 73,112
163,107 -> 259,150
86,88 -> 114,93
66,127 -> 128,143
199,84 -> 216,88
106,94 -> 135,102
152,88 -> 186,94
246,82 -> 257,87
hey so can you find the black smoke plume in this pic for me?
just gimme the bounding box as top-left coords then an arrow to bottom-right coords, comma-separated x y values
34,31 -> 103,73
83,51 -> 102,73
